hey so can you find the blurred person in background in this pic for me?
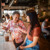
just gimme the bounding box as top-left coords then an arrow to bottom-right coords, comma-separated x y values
2,11 -> 26,50
2,15 -> 5,18
37,14 -> 40,18
19,10 -> 41,50
22,13 -> 26,22
2,15 -> 5,20
3,14 -> 10,25
41,18 -> 50,39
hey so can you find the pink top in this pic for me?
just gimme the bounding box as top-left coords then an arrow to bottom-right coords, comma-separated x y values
6,20 -> 26,43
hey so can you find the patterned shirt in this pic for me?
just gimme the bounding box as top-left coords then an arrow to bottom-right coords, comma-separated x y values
6,20 -> 26,43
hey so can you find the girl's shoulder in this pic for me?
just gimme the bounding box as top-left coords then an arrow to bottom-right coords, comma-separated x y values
33,27 -> 41,31
33,27 -> 41,34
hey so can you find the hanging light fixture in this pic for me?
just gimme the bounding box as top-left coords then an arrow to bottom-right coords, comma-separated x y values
14,0 -> 17,3
9,0 -> 14,7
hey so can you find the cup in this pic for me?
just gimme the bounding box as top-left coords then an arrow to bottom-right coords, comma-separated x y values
5,36 -> 9,41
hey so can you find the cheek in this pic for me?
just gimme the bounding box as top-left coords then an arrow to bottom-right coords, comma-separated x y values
26,16 -> 28,20
15,17 -> 19,21
26,16 -> 30,22
13,17 -> 16,21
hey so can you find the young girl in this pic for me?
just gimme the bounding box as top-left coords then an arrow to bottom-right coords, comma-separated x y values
19,10 -> 41,50
2,11 -> 26,50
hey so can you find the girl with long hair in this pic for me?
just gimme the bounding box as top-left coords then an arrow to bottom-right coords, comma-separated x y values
19,9 -> 41,50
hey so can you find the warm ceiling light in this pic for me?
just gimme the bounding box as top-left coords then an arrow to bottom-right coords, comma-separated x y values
14,0 -> 17,3
14,1 -> 16,3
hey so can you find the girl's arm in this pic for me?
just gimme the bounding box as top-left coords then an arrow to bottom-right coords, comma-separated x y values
20,36 -> 39,49
24,36 -> 39,48
19,27 -> 27,34
2,21 -> 10,31
24,27 -> 40,48
19,20 -> 27,34
3,21 -> 7,25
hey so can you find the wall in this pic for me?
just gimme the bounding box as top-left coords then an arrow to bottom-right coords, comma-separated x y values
0,0 -> 1,19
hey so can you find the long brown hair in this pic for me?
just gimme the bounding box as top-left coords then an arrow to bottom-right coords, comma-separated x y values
26,10 -> 40,35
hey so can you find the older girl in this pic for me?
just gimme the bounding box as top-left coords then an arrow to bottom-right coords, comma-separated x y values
20,10 -> 41,50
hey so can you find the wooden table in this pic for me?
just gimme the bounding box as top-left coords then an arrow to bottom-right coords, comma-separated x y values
0,35 -> 16,50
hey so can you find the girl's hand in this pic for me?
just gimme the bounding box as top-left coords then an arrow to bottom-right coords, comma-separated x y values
20,46 -> 25,49
2,26 -> 6,30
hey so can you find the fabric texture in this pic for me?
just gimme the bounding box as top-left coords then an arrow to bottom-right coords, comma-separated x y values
24,38 -> 39,50
6,20 -> 26,43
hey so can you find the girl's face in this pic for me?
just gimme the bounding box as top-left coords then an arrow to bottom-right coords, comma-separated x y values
26,16 -> 30,22
13,14 -> 20,23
